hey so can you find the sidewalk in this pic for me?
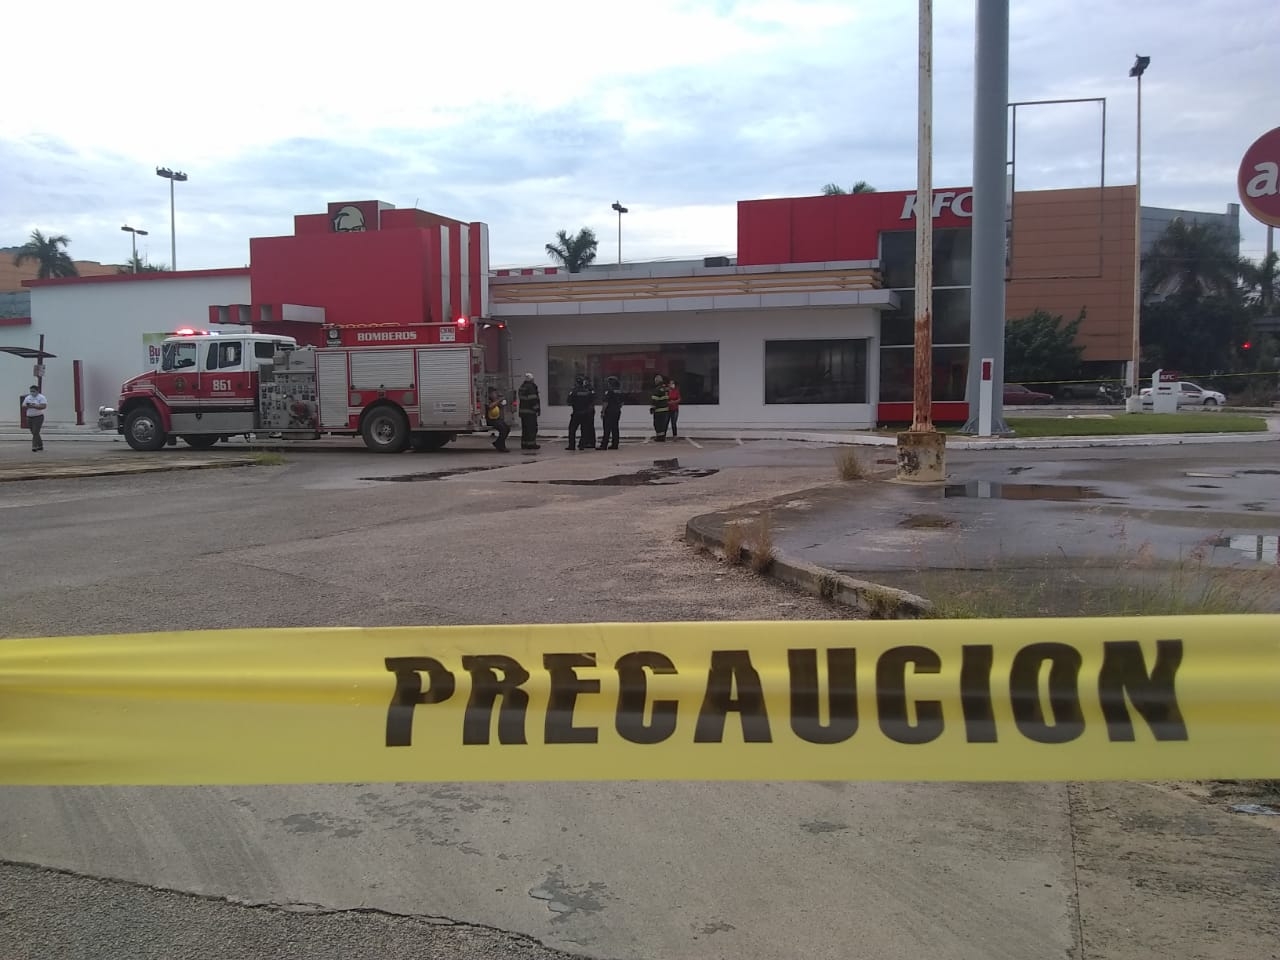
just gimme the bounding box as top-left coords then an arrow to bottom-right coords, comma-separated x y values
686,447 -> 1280,618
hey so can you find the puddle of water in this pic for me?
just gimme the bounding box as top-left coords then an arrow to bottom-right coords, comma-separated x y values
1212,534 -> 1280,563
1238,469 -> 1280,476
1006,466 -> 1033,475
1189,484 -> 1221,489
362,464 -> 515,482
513,460 -> 719,487
943,481 -> 1102,502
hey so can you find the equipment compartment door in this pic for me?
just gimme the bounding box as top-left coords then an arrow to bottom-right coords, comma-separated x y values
316,352 -> 350,429
416,348 -> 472,429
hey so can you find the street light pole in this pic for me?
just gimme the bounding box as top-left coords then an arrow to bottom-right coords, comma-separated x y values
156,167 -> 188,270
611,201 -> 628,266
1126,55 -> 1150,413
121,225 -> 149,272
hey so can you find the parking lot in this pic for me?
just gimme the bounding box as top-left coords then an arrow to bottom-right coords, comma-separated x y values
1,436 -> 1277,960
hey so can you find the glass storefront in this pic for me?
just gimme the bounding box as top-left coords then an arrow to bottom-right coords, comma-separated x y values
764,339 -> 869,404
878,228 -> 972,405
547,342 -> 720,405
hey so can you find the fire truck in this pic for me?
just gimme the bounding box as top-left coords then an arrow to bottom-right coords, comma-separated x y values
111,321 -> 503,453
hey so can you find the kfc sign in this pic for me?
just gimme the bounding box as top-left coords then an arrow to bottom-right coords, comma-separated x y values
327,201 -> 383,233
900,191 -> 975,220
1238,126 -> 1280,228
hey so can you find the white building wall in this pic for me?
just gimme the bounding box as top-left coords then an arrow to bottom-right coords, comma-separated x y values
17,274 -> 251,425
508,306 -> 882,430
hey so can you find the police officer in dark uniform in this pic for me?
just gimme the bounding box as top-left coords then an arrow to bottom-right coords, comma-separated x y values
566,375 -> 596,450
517,373 -> 541,450
598,376 -> 623,449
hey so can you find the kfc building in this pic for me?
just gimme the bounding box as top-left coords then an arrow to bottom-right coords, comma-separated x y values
19,183 -> 1192,430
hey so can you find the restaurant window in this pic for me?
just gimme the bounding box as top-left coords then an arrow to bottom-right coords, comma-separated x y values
547,342 -> 719,405
879,228 -> 973,289
880,289 -> 972,346
764,339 -> 869,404
878,346 -> 970,402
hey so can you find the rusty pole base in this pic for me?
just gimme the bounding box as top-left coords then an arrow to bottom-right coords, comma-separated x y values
895,430 -> 947,483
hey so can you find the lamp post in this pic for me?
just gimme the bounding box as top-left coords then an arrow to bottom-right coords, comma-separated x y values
155,167 -> 188,270
1126,55 -> 1150,413
611,201 -> 628,266
121,225 -> 148,272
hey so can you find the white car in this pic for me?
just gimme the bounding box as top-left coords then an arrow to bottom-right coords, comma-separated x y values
1138,381 -> 1227,408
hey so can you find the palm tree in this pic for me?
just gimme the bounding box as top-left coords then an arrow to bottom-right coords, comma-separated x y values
1142,218 -> 1244,301
117,255 -> 172,274
821,181 -> 876,196
1242,251 -> 1277,311
545,228 -> 599,273
12,229 -> 79,279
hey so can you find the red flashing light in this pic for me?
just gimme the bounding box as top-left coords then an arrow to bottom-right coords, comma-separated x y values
173,327 -> 208,336
456,316 -> 468,326
1242,341 -> 1253,350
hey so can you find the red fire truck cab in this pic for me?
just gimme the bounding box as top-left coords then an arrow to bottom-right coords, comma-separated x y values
113,323 -> 500,453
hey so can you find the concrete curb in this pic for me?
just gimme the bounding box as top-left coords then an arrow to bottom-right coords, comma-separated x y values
684,510 -> 932,619
0,457 -> 260,483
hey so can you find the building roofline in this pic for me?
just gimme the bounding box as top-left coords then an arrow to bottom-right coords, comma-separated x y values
23,267 -> 250,289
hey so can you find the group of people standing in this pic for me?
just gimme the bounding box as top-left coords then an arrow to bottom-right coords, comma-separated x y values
496,372 -> 682,453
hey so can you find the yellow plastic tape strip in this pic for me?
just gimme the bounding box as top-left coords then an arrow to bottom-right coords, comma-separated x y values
2,618 -> 1278,786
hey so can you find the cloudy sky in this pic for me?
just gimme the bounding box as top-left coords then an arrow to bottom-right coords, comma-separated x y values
3,0 -> 1275,272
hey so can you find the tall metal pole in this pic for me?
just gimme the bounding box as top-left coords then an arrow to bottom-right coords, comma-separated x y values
169,177 -> 177,271
1125,56 -> 1149,412
910,0 -> 934,432
130,232 -> 138,272
1129,71 -> 1142,406
962,0 -> 1010,435
611,201 -> 628,267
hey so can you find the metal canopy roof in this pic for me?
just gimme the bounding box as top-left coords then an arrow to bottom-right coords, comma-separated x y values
0,346 -> 57,359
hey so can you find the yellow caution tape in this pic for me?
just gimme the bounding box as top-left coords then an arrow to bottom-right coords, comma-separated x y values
2,618 -> 1277,786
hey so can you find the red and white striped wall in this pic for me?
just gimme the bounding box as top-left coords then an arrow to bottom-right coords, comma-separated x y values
426,221 -> 491,324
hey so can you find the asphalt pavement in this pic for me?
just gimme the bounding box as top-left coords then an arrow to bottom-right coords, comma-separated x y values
1,437 -> 1276,960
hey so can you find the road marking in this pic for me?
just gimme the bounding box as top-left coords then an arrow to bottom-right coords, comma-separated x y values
685,437 -> 703,449
736,438 -> 744,446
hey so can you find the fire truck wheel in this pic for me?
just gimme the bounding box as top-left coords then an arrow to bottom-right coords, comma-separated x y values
409,432 -> 451,452
182,435 -> 219,449
124,407 -> 167,452
361,405 -> 410,453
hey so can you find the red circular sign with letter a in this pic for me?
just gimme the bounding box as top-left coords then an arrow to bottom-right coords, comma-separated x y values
1239,126 -> 1280,227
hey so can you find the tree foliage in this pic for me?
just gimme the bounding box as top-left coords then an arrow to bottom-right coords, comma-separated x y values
1141,291 -> 1251,375
117,254 -> 171,274
821,181 -> 876,196
12,230 -> 78,279
545,228 -> 599,274
1004,308 -> 1086,383
1142,218 -> 1244,301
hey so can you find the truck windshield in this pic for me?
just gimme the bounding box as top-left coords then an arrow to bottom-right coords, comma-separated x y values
161,341 -> 198,371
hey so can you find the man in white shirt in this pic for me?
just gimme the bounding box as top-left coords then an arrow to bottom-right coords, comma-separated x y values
22,385 -> 46,452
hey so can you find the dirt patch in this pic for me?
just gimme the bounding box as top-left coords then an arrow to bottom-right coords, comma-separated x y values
898,513 -> 956,529
1069,782 -> 1280,958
